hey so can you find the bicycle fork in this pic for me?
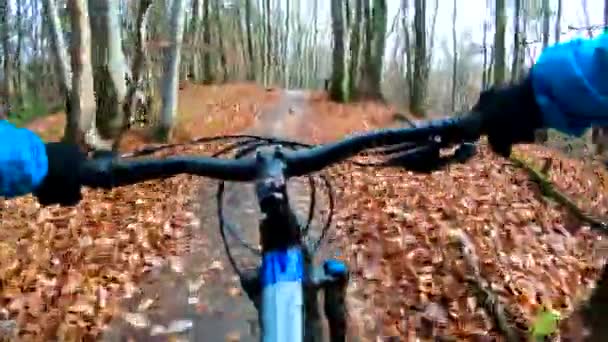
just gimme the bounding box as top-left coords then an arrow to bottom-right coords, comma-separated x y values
321,259 -> 349,342
240,258 -> 349,342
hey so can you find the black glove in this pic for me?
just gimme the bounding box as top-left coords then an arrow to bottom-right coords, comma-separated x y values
471,74 -> 544,157
33,142 -> 87,206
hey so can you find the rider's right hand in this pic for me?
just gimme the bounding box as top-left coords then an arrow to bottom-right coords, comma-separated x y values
470,75 -> 544,157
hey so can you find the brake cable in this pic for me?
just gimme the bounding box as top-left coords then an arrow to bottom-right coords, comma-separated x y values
114,132 -> 456,278
213,136 -> 336,277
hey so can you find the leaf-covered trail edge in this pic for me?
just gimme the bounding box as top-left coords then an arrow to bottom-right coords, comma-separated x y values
0,85 -> 606,340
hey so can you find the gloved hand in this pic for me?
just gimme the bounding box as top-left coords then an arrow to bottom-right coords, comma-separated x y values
471,74 -> 544,157
33,142 -> 87,206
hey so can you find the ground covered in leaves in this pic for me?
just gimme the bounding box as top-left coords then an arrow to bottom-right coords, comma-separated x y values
1,85 -> 606,340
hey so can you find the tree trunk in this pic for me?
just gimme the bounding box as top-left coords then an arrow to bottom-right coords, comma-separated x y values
481,19 -> 488,90
88,0 -> 129,142
348,0 -> 362,99
118,0 -> 153,148
14,0 -> 25,109
358,0 -> 374,97
213,0 -> 228,82
555,0 -> 562,42
402,0 -> 413,94
409,0 -> 427,117
518,1 -> 528,78
493,0 -> 506,86
311,0 -> 318,88
42,0 -> 72,108
264,0 -> 272,87
369,0 -> 387,100
330,0 -> 346,102
541,0 -> 550,50
202,0 -> 213,83
65,0 -> 97,148
244,0 -> 255,81
510,0 -> 521,82
582,0 -> 594,38
1,0 -> 13,108
188,0 -> 201,82
158,0 -> 186,140
450,0 -> 457,112
426,0 -> 438,72
284,0 -> 290,88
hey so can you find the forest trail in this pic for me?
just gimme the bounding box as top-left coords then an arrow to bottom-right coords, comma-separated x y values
102,89 -> 361,341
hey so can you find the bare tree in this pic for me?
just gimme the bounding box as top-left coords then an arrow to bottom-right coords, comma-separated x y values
450,0 -> 457,111
401,0 -> 413,93
510,0 -> 521,82
159,0 -> 186,139
42,0 -> 72,111
212,0 -> 228,82
348,0 -> 362,99
410,0 -> 427,116
1,0 -> 13,107
481,18 -> 489,90
263,0 -> 272,87
244,0 -> 255,81
89,0 -> 129,141
555,0 -> 562,42
120,0 -> 153,145
284,0 -> 290,87
358,0 -> 373,96
330,0 -> 346,102
541,0 -> 550,50
493,0 -> 506,85
202,0 -> 213,83
188,0 -> 202,82
66,0 -> 97,147
369,0 -> 387,100
582,0 -> 595,38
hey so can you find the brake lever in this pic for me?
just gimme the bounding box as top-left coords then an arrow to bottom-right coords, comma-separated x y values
385,142 -> 478,173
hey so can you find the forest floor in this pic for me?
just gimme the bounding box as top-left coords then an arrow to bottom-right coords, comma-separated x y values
1,83 -> 607,341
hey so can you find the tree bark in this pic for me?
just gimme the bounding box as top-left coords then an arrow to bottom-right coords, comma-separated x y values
244,0 -> 255,81
510,0 -> 521,82
1,0 -> 13,108
450,0 -> 457,112
348,0 -> 362,99
212,0 -> 228,82
481,19 -> 488,90
330,0 -> 346,102
158,0 -> 186,140
402,0 -> 413,95
369,0 -> 387,100
426,0 -> 438,72
202,0 -> 213,83
264,0 -> 272,87
409,0 -> 427,117
188,0 -> 201,82
555,0 -> 562,42
42,0 -> 72,108
65,0 -> 97,148
493,0 -> 506,86
118,0 -> 153,148
541,0 -> 550,50
358,0 -> 374,97
88,0 -> 129,142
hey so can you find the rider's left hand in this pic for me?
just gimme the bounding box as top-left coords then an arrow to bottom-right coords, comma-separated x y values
34,142 -> 87,206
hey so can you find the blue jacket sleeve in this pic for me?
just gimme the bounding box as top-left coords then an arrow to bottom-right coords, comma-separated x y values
0,120 -> 48,198
531,33 -> 608,136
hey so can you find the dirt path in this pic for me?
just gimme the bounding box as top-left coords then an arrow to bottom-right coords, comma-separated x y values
102,90 -> 337,341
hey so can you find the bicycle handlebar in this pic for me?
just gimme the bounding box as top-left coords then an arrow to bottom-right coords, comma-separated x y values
79,115 -> 481,189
